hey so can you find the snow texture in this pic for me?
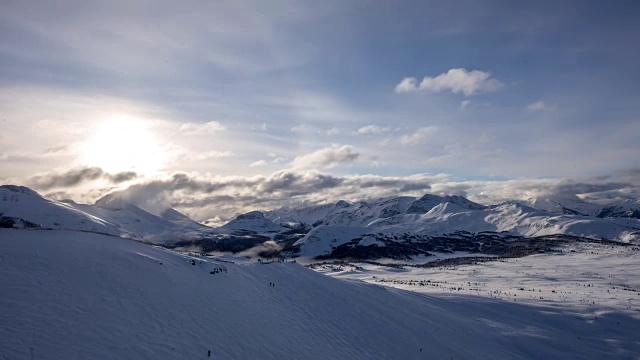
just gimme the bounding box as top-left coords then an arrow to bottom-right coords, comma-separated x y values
2,229 -> 640,359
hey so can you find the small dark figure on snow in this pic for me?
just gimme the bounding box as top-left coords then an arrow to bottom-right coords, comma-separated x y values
208,350 -> 211,357
191,259 -> 196,266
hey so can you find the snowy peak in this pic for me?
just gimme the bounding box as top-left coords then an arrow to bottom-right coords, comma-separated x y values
442,195 -> 486,211
520,196 -> 601,216
406,194 -> 443,214
1,185 -> 212,242
424,201 -> 468,218
0,184 -> 42,198
597,199 -> 640,219
0,185 -> 119,233
407,194 -> 484,214
94,192 -> 130,210
160,207 -> 194,222
222,210 -> 285,233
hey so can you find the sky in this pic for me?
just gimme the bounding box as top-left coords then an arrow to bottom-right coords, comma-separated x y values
1,0 -> 639,224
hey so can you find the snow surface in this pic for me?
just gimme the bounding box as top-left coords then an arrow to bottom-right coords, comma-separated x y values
0,185 -> 213,243
317,243 -> 640,320
3,229 -> 640,359
220,210 -> 286,233
292,200 -> 640,256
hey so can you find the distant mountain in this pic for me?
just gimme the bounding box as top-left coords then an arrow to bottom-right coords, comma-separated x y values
596,199 -> 640,219
0,185 -> 120,234
0,185 -> 213,243
518,195 -> 601,216
407,194 -> 485,214
221,211 -> 286,233
3,185 -> 640,259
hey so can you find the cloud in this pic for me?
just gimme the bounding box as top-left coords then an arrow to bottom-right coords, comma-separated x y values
395,68 -> 503,96
249,160 -> 268,167
179,121 -> 226,135
460,100 -> 471,109
197,150 -> 234,160
400,127 -> 438,145
353,125 -> 391,136
28,167 -> 138,190
100,170 -> 442,222
466,176 -> 636,206
526,101 -> 555,112
290,124 -> 340,136
44,166 -> 640,225
395,77 -> 419,93
290,145 -> 359,169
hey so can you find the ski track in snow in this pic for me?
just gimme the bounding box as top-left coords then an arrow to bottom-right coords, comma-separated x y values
2,229 -> 640,359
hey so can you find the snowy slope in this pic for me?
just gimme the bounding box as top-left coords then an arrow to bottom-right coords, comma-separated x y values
520,196 -> 602,216
220,210 -> 286,233
265,200 -> 355,226
69,193 -> 213,242
0,185 -> 213,243
0,185 -> 119,234
2,228 -> 639,359
597,199 -> 640,219
292,201 -> 640,256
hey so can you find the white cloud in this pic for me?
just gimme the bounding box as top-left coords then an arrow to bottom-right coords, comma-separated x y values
327,127 -> 340,136
179,121 -> 225,135
460,100 -> 471,109
290,145 -> 359,169
196,150 -> 233,160
249,160 -> 268,167
395,68 -> 503,96
394,77 -> 419,93
526,101 -> 555,112
400,126 -> 438,145
259,155 -> 286,164
291,124 -> 340,136
353,125 -> 391,136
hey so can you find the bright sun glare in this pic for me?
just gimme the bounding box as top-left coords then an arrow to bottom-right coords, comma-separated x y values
80,116 -> 166,175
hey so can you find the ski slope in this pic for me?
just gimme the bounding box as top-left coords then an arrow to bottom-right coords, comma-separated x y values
1,229 -> 640,359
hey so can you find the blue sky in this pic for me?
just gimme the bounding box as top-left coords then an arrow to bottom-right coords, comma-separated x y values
1,0 -> 639,221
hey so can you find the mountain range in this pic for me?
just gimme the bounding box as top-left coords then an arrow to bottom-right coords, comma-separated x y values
2,184 -> 639,259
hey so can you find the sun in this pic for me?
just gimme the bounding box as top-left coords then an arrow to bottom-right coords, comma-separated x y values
80,115 -> 166,174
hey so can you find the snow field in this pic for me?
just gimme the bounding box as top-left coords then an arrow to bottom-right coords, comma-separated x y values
2,229 -> 640,359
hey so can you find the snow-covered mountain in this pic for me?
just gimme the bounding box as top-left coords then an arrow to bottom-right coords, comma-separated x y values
265,194 -> 640,253
0,185 -> 120,234
518,195 -> 640,220
3,185 -> 640,258
518,195 -> 602,216
0,185 -> 213,242
596,199 -> 640,219
220,210 -> 287,233
290,199 -> 640,257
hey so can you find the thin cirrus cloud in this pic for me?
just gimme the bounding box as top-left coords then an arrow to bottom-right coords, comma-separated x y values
290,145 -> 359,170
526,101 -> 555,112
395,68 -> 503,96
399,127 -> 438,145
178,121 -> 226,135
249,160 -> 269,168
353,125 -> 391,136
